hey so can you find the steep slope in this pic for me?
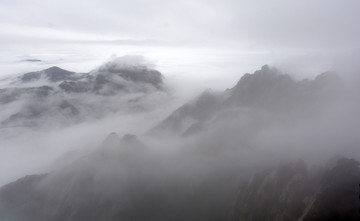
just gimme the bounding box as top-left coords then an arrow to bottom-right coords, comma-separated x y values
0,133 -> 236,221
149,65 -> 340,137
0,133 -> 148,221
149,89 -> 222,136
231,157 -> 360,221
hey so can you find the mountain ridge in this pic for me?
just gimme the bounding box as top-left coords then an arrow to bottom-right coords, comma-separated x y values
149,65 -> 341,137
0,57 -> 168,128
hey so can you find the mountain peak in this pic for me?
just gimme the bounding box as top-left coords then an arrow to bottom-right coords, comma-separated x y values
261,64 -> 270,71
20,66 -> 76,83
42,66 -> 76,82
227,65 -> 294,107
44,66 -> 63,71
94,56 -> 163,86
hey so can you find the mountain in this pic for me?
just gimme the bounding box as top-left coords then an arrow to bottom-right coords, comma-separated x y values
0,133 -> 235,221
231,156 -> 360,221
0,56 -> 167,128
149,65 -> 341,137
1,131 -> 358,221
0,64 -> 356,221
0,133 -> 148,221
149,89 -> 222,136
20,66 -> 83,83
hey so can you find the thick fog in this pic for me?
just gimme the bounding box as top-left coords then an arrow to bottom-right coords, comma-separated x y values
0,0 -> 360,220
0,56 -> 359,182
1,54 -> 360,220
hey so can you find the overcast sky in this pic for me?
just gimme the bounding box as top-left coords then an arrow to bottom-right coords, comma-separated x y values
1,0 -> 359,49
0,0 -> 360,80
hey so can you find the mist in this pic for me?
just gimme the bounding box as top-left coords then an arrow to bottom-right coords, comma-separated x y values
1,59 -> 360,219
1,0 -> 360,220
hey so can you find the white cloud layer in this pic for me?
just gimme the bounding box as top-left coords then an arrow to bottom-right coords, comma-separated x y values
0,0 -> 359,50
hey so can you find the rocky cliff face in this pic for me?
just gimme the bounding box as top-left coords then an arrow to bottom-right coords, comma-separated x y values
231,157 -> 360,221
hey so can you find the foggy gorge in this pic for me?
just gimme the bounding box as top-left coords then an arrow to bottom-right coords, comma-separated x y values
0,0 -> 360,220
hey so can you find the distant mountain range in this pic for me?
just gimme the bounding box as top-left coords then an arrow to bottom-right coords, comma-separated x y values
0,58 -> 167,128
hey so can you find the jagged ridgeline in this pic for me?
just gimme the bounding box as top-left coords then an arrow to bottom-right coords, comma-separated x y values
0,56 -> 167,128
0,133 -> 238,221
0,64 -> 358,221
149,65 -> 341,138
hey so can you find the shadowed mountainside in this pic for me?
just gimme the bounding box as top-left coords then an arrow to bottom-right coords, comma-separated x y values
231,156 -> 360,221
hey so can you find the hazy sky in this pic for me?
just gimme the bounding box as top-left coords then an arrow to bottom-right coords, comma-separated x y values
1,0 -> 359,49
0,0 -> 360,81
